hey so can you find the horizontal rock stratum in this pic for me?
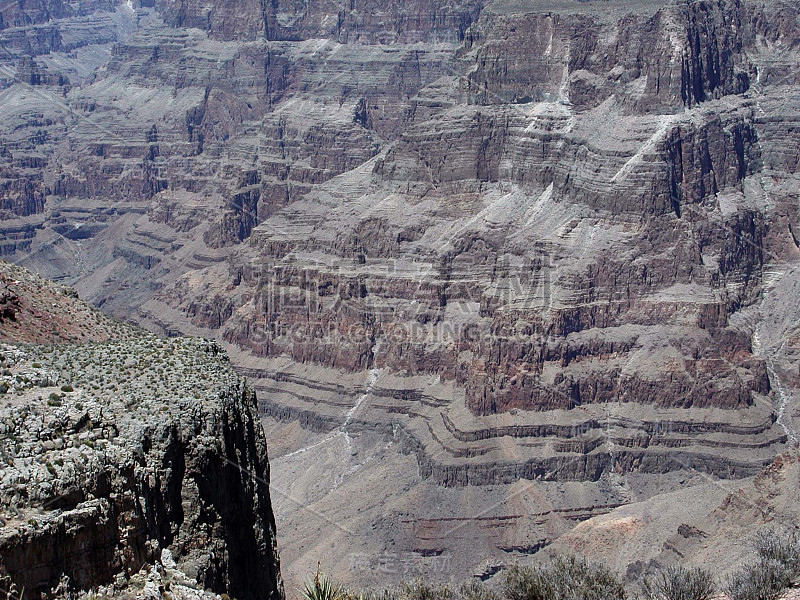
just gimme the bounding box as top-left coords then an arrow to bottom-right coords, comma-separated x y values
1,0 -> 799,590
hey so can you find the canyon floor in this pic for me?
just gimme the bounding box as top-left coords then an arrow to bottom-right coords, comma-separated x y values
263,393 -> 800,594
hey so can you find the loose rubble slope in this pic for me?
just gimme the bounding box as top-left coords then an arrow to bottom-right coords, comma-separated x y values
0,261 -> 137,344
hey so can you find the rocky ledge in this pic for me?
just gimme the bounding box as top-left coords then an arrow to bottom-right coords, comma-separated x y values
0,266 -> 283,600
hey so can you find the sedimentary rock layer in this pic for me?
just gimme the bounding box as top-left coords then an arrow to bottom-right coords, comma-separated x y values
1,0 -> 797,486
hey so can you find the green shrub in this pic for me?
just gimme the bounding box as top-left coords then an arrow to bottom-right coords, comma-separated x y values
60,384 -> 73,393
643,566 -> 715,600
725,529 -> 800,600
400,580 -> 455,600
503,555 -> 625,600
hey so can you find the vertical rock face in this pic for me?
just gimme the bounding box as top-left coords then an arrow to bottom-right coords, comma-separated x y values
462,0 -> 753,112
0,0 -> 119,31
0,265 -> 283,600
154,0 -> 267,40
154,0 -> 483,42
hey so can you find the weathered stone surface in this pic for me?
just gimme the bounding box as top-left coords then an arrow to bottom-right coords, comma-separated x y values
0,266 -> 283,600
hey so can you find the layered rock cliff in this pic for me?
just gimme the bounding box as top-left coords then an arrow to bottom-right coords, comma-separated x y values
144,0 -> 799,485
1,0 -> 799,589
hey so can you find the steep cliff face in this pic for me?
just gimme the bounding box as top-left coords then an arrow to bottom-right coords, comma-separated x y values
463,0 -> 753,112
0,266 -> 283,600
154,0 -> 482,42
0,0 -> 119,32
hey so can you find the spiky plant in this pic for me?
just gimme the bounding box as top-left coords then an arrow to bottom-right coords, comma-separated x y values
301,565 -> 344,600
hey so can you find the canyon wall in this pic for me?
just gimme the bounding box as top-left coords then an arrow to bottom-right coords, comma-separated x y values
2,0 -> 800,589
1,0 -> 798,486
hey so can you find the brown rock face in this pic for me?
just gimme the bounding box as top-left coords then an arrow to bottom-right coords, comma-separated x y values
1,0 -> 797,478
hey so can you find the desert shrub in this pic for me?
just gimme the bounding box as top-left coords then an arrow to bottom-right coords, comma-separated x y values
642,566 -> 715,600
725,561 -> 792,600
725,529 -> 800,600
344,592 -> 397,600
60,384 -> 73,392
753,529 -> 800,572
400,580 -> 455,600
503,555 -> 626,600
458,580 -> 500,600
340,580 -> 493,600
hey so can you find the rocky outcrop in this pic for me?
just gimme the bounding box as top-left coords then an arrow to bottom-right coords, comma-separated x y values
0,267 -> 283,600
